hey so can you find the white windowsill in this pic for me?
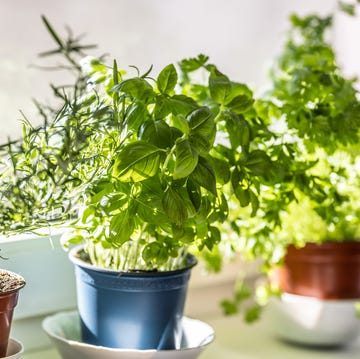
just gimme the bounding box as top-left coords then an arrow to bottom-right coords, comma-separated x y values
6,231 -> 358,358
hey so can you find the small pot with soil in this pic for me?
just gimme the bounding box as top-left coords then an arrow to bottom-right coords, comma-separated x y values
0,270 -> 25,358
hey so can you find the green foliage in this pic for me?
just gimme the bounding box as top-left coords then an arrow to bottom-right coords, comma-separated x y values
218,9 -> 360,322
0,17 -> 314,273
3,12 -> 358,281
267,13 -> 360,153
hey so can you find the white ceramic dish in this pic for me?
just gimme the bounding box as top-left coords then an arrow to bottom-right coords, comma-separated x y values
42,311 -> 215,359
5,338 -> 24,358
266,292 -> 360,347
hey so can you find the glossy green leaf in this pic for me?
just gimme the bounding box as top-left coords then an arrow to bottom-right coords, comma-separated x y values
187,106 -> 213,130
114,78 -> 155,103
138,119 -> 173,148
189,133 -> 211,156
231,170 -> 250,207
171,115 -> 189,135
211,156 -> 231,184
162,186 -> 188,225
250,189 -> 259,217
245,150 -> 271,176
113,141 -> 162,182
225,82 -> 253,104
173,139 -> 198,179
190,156 -> 217,195
226,95 -> 254,114
207,225 -> 221,250
209,71 -> 231,104
186,179 -> 201,212
157,64 -> 178,94
225,112 -> 251,149
137,193 -> 168,225
142,242 -> 168,265
154,95 -> 172,118
125,102 -> 149,130
168,95 -> 198,116
187,107 -> 216,141
237,186 -> 250,207
109,211 -> 134,246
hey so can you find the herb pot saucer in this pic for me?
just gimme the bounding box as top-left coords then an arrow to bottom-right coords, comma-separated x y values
42,311 -> 215,359
2,338 -> 23,359
265,292 -> 360,347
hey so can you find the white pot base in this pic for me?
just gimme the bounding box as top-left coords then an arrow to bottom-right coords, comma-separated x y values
5,338 -> 24,358
266,293 -> 360,347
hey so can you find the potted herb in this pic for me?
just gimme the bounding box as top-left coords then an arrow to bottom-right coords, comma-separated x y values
0,268 -> 25,358
222,9 -> 360,346
265,9 -> 360,296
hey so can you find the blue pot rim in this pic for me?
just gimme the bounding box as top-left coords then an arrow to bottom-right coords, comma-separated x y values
69,245 -> 197,277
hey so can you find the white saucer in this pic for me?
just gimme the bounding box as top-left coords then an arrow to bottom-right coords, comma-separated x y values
42,311 -> 214,359
5,338 -> 24,358
266,293 -> 360,347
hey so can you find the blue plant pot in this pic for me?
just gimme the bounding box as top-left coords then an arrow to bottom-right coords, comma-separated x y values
69,246 -> 197,350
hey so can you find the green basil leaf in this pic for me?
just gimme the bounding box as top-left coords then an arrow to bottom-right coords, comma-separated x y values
138,119 -> 173,148
113,141 -> 162,182
178,227 -> 196,245
211,156 -> 231,184
137,193 -> 168,224
186,179 -> 201,212
168,94 -> 198,116
154,95 -> 172,118
245,150 -> 271,176
225,112 -> 251,149
226,94 -> 254,114
207,226 -> 221,250
209,71 -> 231,104
250,189 -> 259,217
187,106 -> 213,130
189,133 -> 211,156
114,78 -> 155,103
109,211 -> 134,246
231,170 -> 250,207
157,64 -> 178,94
125,102 -> 150,131
171,115 -> 189,135
236,186 -> 250,207
142,242 -> 168,265
190,156 -> 217,196
162,186 -> 188,225
187,107 -> 216,141
173,139 -> 198,180
214,144 -> 236,165
225,82 -> 253,104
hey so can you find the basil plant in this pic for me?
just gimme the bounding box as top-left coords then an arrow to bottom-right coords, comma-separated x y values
58,55 -> 270,271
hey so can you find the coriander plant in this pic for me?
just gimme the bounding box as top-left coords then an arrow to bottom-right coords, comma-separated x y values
221,8 -> 360,319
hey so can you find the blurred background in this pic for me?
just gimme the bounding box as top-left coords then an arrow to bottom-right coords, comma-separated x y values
1,0 -> 359,143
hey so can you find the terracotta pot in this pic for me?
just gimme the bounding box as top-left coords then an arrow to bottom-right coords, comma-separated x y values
0,271 -> 25,358
273,241 -> 360,299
